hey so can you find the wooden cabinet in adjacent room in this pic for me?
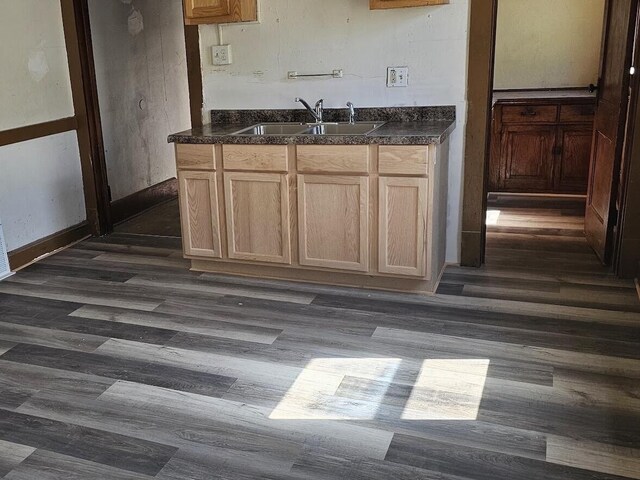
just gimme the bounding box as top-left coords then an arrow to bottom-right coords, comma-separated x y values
489,93 -> 596,194
183,0 -> 257,25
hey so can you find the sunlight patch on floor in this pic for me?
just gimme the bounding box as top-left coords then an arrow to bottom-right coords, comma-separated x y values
401,359 -> 490,420
486,209 -> 501,226
268,358 -> 490,421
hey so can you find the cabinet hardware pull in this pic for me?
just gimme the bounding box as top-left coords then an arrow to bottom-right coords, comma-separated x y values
521,109 -> 538,117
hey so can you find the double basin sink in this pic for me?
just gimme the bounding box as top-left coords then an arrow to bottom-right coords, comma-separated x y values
232,122 -> 385,136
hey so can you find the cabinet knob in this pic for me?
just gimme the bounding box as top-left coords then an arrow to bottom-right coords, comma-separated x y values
521,108 -> 537,117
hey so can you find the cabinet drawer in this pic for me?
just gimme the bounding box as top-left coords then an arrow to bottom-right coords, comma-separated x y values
176,144 -> 216,170
501,105 -> 558,124
297,145 -> 370,174
379,146 -> 430,175
222,145 -> 289,172
560,104 -> 596,123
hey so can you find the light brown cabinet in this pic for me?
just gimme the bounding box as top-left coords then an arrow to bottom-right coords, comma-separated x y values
174,142 -> 449,294
379,176 -> 428,277
298,175 -> 369,272
370,0 -> 448,9
178,170 -> 222,259
183,0 -> 257,25
224,172 -> 291,264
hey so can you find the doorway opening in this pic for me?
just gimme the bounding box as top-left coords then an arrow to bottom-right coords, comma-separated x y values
473,0 -> 639,276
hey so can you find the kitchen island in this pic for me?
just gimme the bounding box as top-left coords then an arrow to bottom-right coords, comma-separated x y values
168,106 -> 455,294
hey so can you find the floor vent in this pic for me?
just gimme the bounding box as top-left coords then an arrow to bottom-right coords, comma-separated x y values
0,220 -> 12,281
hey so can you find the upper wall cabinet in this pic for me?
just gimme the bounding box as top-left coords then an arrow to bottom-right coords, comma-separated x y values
370,0 -> 448,10
183,0 -> 257,25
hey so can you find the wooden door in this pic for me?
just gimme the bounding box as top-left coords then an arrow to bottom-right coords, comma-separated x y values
586,0 -> 637,262
379,177 -> 429,277
178,171 -> 222,259
500,125 -> 556,192
298,175 -> 369,272
555,126 -> 593,194
224,173 -> 291,264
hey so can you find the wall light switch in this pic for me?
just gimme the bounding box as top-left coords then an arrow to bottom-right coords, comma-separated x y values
212,45 -> 232,65
387,67 -> 409,87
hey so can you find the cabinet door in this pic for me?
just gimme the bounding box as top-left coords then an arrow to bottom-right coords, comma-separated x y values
224,172 -> 291,264
500,125 -> 556,192
379,177 -> 428,277
555,126 -> 593,194
183,0 -> 257,25
178,171 -> 222,259
298,175 -> 369,272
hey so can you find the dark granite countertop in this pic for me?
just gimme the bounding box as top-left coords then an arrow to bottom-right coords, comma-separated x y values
168,107 -> 456,146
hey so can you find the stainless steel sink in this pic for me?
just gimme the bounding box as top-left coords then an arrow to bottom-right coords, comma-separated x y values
232,123 -> 309,136
231,122 -> 385,136
303,122 -> 385,135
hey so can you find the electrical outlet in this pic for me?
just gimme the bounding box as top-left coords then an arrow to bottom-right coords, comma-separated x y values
387,67 -> 409,87
212,45 -> 232,65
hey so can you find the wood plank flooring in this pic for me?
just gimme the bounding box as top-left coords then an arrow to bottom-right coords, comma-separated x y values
0,199 -> 639,479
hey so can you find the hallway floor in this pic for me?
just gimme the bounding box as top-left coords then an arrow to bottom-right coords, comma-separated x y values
0,200 -> 638,479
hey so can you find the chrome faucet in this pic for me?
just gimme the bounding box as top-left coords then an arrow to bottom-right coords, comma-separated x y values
346,102 -> 356,124
295,97 -> 324,123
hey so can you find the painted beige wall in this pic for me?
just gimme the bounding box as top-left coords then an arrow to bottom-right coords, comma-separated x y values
0,1 -> 86,253
494,0 -> 605,90
0,0 -> 74,131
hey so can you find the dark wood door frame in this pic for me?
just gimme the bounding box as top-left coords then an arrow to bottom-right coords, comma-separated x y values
462,0 -> 640,278
60,0 -> 112,236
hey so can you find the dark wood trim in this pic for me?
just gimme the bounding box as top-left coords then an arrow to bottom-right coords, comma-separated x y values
184,25 -> 204,129
0,117 -> 77,148
460,0 -> 498,267
493,87 -> 592,93
111,178 -> 178,226
8,222 -> 90,271
60,0 -> 111,236
616,2 -> 640,279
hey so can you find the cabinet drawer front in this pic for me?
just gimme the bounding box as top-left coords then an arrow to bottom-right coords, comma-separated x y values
297,145 -> 370,174
502,105 -> 558,124
176,144 -> 216,170
559,104 -> 596,123
379,146 -> 430,175
223,145 -> 289,172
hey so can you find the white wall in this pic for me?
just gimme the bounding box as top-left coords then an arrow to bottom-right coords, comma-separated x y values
88,0 -> 191,202
0,0 -> 86,253
199,0 -> 469,262
0,0 -> 75,131
494,0 -> 605,90
0,133 -> 86,252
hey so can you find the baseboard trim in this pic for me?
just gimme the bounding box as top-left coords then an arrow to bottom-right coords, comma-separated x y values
111,178 -> 178,225
8,221 -> 90,271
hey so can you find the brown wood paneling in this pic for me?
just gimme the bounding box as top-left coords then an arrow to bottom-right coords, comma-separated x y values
0,117 -> 77,148
560,104 -> 597,123
370,0 -> 448,9
183,25 -> 203,129
7,222 -> 90,271
111,179 -> 178,225
461,0 -> 497,267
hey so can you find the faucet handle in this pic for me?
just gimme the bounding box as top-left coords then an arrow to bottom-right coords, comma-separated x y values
346,101 -> 356,124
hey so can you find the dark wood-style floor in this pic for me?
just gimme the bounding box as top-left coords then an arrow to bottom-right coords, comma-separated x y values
0,196 -> 638,479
